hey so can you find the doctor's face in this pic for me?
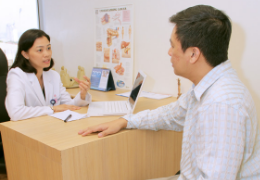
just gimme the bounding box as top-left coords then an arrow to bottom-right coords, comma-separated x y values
22,36 -> 52,71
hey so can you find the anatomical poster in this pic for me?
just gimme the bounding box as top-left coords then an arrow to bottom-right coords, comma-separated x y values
94,5 -> 133,89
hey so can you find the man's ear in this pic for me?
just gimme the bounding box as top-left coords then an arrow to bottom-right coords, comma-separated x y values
21,51 -> 29,60
189,47 -> 201,64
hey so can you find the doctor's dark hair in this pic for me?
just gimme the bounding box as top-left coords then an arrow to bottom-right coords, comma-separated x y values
169,5 -> 232,67
11,29 -> 54,73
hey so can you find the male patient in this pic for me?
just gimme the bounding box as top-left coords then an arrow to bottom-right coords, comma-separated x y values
79,5 -> 260,180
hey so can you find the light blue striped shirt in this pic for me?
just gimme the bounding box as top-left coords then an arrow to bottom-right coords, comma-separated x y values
124,60 -> 260,180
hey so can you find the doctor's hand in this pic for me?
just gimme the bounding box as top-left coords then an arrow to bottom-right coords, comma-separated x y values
53,104 -> 81,112
78,118 -> 128,138
74,76 -> 91,100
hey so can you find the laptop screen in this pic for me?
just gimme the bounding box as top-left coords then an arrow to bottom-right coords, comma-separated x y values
128,71 -> 146,109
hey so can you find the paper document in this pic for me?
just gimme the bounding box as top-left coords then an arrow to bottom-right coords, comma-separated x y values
141,91 -> 172,99
116,91 -> 132,97
116,91 -> 172,100
50,110 -> 89,122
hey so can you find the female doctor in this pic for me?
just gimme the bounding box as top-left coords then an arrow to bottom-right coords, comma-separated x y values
5,29 -> 92,121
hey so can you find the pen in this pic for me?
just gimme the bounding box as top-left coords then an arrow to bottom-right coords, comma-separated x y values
64,114 -> 72,123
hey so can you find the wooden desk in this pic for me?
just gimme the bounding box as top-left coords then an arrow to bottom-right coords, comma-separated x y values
0,89 -> 182,180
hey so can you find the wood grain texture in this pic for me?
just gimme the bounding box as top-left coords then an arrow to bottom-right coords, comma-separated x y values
0,89 -> 182,180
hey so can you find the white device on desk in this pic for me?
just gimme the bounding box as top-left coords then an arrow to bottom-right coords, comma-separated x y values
87,70 -> 146,116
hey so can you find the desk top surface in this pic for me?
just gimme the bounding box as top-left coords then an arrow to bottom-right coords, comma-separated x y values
0,89 -> 177,151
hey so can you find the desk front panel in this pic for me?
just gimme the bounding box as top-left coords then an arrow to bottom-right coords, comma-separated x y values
0,89 -> 182,180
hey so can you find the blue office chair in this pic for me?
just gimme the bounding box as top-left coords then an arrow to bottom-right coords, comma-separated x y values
0,48 -> 10,174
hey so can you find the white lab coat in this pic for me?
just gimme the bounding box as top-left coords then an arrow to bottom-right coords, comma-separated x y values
5,67 -> 92,121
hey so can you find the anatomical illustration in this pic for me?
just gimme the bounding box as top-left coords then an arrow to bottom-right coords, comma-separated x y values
107,27 -> 119,47
129,25 -> 131,39
114,62 -> 125,75
96,41 -> 102,51
122,26 -> 124,39
121,41 -> 131,58
112,48 -> 120,63
104,48 -> 110,62
101,13 -> 110,25
112,12 -> 121,25
95,5 -> 133,89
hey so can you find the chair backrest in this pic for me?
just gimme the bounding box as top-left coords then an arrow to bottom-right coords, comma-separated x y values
0,48 -> 10,122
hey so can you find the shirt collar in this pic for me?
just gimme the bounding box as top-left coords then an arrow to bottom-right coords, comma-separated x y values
191,60 -> 232,101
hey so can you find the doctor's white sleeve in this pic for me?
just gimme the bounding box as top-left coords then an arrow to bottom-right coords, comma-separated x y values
5,71 -> 53,121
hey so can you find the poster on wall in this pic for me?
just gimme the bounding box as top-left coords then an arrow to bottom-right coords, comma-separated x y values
94,4 -> 133,89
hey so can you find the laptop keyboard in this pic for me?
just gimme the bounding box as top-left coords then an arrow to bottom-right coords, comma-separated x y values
104,101 -> 128,113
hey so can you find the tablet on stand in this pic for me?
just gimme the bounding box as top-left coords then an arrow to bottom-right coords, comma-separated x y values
90,67 -> 116,91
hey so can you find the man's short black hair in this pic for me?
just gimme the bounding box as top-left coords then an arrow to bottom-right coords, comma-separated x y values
169,5 -> 232,67
11,29 -> 54,74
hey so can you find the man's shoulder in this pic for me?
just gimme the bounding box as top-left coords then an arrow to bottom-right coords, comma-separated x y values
202,72 -> 251,109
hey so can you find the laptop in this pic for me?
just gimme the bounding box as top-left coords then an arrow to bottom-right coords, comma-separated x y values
87,70 -> 146,116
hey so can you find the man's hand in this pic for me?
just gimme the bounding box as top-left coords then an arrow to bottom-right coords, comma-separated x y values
78,118 -> 128,138
74,76 -> 91,100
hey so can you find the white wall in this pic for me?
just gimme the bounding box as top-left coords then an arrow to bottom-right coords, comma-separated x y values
39,0 -> 260,119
